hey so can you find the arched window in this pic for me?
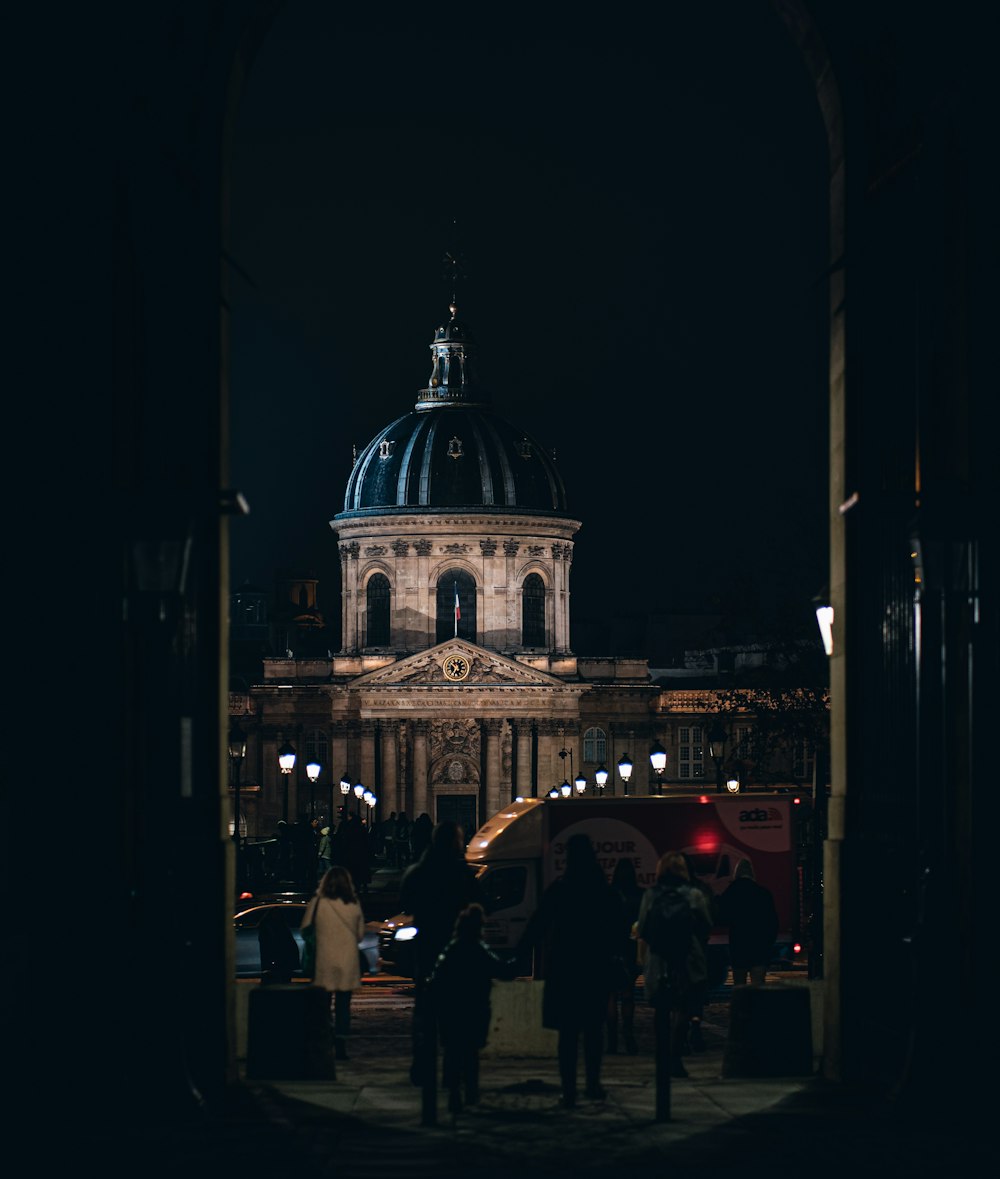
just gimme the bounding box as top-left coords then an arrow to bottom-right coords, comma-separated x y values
436,570 -> 476,644
521,573 -> 546,647
366,573 -> 390,647
583,726 -> 607,765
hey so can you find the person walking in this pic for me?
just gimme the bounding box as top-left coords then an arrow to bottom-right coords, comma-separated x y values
520,832 -> 623,1108
636,850 -> 713,1078
427,902 -> 519,1116
317,825 -> 333,878
394,811 -> 412,869
340,811 -> 372,895
301,866 -> 367,1061
681,853 -> 718,1053
717,858 -> 779,987
410,811 -> 433,862
399,819 -> 487,1086
606,856 -> 644,1055
257,907 -> 300,985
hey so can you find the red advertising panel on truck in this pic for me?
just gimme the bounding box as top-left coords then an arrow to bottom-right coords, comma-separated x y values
542,795 -> 798,943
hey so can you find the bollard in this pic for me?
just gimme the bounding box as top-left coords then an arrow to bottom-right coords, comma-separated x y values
653,1003 -> 672,1121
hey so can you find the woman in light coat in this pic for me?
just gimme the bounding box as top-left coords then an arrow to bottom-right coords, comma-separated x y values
302,866 -> 366,1060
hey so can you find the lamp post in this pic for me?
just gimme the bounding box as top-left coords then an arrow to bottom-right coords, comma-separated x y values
559,743 -> 575,785
339,771 -> 351,815
228,722 -> 247,888
726,770 -> 741,794
560,780 -> 572,797
277,739 -> 296,824
306,759 -> 321,822
548,785 -> 560,799
649,741 -> 667,794
574,771 -> 587,795
353,781 -> 365,817
595,764 -> 608,794
707,719 -> 728,794
617,753 -> 632,796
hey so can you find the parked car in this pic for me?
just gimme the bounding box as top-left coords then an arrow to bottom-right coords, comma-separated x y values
233,901 -> 381,979
378,913 -> 418,978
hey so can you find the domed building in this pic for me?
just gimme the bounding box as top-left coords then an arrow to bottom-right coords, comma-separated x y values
229,301 -> 822,851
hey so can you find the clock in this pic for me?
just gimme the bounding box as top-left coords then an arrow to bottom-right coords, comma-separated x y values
443,654 -> 471,682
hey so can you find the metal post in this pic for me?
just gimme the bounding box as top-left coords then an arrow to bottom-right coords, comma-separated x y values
654,1003 -> 672,1121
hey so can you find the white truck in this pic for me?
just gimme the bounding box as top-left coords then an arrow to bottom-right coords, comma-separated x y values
464,792 -> 810,981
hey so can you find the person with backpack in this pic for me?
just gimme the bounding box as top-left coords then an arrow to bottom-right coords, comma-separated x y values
635,850 -> 713,1078
717,858 -> 779,986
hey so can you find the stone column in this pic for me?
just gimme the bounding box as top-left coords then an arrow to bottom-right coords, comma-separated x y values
412,720 -> 429,820
538,719 -> 562,795
359,719 -> 377,810
380,720 -> 399,816
484,718 -> 503,818
340,542 -> 360,652
513,719 -> 534,798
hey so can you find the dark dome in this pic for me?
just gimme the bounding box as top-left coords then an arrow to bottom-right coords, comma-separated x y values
337,301 -> 568,518
340,406 -> 568,516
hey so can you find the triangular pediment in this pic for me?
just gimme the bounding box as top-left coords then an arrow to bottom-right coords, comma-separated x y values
352,640 -> 569,689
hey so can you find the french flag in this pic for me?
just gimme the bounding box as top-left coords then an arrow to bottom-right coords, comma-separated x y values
453,583 -> 461,624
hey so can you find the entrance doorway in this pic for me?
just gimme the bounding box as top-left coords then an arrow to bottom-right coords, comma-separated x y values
436,795 -> 478,845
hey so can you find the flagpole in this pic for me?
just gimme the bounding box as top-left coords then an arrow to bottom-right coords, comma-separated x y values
454,581 -> 459,638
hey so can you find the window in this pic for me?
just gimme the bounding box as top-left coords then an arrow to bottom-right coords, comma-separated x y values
677,725 -> 705,779
734,724 -> 753,759
522,573 -> 545,647
366,573 -> 390,646
583,726 -> 607,765
436,571 -> 476,643
304,727 -> 329,767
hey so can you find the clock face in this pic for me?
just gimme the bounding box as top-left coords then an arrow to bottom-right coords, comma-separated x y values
443,655 -> 471,682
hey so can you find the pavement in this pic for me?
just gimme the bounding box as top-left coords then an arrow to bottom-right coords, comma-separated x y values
87,970 -> 997,1179
78,871 -> 997,1176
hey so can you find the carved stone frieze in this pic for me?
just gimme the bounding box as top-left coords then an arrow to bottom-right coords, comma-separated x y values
429,717 -> 481,761
391,540 -> 410,556
443,543 -> 471,553
365,545 -> 387,556
415,540 -> 433,555
479,538 -> 498,556
503,539 -> 520,556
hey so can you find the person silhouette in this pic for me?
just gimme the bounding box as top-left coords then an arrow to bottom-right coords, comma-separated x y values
520,833 -> 623,1107
718,858 -> 779,986
427,902 -> 518,1116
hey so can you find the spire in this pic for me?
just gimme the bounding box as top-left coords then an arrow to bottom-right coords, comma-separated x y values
414,227 -> 487,410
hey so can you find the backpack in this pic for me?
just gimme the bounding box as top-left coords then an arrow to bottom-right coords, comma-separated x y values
641,882 -> 694,966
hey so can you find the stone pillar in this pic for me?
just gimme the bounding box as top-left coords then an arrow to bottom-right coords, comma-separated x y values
380,720 -> 399,816
514,720 -> 534,799
359,720 -> 377,808
340,542 -> 360,652
412,720 -> 429,820
484,718 -> 503,818
538,719 -> 562,795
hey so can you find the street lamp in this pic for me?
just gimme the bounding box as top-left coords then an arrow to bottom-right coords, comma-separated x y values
595,764 -> 608,794
548,785 -> 560,799
707,718 -> 728,795
228,722 -> 247,887
306,758 -> 321,821
726,770 -> 741,794
277,739 -> 296,823
649,741 -> 667,794
353,781 -> 365,817
574,772 -> 587,795
617,753 -> 632,796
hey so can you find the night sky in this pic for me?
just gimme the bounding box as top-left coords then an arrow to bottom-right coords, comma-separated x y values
227,2 -> 830,654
